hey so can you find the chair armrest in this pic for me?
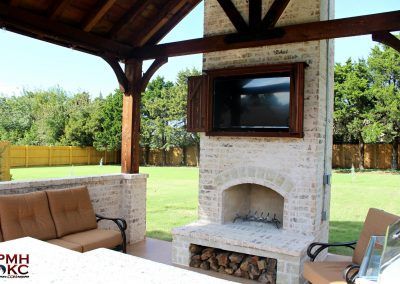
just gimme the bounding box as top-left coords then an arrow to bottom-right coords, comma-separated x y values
344,264 -> 360,284
307,241 -> 357,261
96,214 -> 127,231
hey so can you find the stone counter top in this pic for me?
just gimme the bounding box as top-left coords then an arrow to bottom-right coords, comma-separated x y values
0,237 -> 232,283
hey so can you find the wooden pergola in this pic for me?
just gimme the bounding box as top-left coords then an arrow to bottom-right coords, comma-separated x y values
0,0 -> 399,174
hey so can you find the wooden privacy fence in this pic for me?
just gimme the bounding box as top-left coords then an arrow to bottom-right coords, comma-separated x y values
8,145 -> 199,168
332,144 -> 399,169
0,142 -> 11,181
10,146 -> 119,168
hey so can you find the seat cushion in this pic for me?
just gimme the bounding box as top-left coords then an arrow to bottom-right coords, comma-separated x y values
0,191 -> 57,241
47,239 -> 83,252
61,229 -> 122,252
46,187 -> 98,237
325,253 -> 353,262
303,261 -> 351,284
353,208 -> 399,264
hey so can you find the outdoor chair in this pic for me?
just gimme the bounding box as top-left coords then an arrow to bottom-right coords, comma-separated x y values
303,208 -> 399,284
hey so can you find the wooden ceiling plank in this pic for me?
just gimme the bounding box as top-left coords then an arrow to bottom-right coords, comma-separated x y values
108,1 -> 148,38
82,0 -> 117,32
372,31 -> 400,53
216,0 -> 248,33
130,10 -> 400,60
262,0 -> 291,29
133,0 -> 187,47
0,2 -> 132,58
249,0 -> 262,30
48,0 -> 74,20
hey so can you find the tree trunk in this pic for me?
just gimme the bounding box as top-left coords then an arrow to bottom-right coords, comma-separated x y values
145,146 -> 150,166
391,138 -> 399,170
358,138 -> 365,170
182,146 -> 187,166
195,143 -> 200,167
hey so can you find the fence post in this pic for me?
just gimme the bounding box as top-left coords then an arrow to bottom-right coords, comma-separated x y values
25,145 -> 29,167
49,146 -> 52,166
69,146 -> 72,165
87,147 -> 91,165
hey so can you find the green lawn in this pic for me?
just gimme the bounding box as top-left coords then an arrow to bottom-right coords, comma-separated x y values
10,166 -> 400,255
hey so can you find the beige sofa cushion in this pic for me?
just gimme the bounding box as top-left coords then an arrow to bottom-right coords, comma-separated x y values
61,229 -> 122,252
303,261 -> 350,284
47,239 -> 83,252
0,191 -> 57,241
46,187 -> 97,238
353,208 -> 399,265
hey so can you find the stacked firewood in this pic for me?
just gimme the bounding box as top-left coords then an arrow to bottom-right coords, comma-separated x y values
189,244 -> 277,283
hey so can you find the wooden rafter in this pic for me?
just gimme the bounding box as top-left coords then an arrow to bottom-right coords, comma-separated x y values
82,0 -> 117,32
146,1 -> 200,46
102,56 -> 129,92
132,0 -> 187,47
0,2 -> 132,58
216,0 -> 248,33
130,10 -> 400,60
249,0 -> 262,29
372,31 -> 400,53
262,0 -> 291,29
108,1 -> 148,39
48,0 -> 73,20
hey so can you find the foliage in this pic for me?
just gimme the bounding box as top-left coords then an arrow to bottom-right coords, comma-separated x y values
92,91 -> 122,151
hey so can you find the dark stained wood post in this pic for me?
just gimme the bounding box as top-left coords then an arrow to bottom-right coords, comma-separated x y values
121,59 -> 143,174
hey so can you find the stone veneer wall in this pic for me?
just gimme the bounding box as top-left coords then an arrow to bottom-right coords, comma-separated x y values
0,174 -> 147,244
199,0 -> 334,240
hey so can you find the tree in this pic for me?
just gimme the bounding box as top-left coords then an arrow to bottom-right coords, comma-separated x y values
61,92 -> 96,147
93,90 -> 122,152
334,59 -> 374,169
366,40 -> 400,170
169,68 -> 201,165
141,76 -> 174,165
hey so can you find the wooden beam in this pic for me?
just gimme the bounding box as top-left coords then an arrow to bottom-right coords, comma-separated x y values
82,0 -> 117,32
140,57 -> 168,92
108,1 -> 148,39
102,56 -> 129,92
130,10 -> 400,60
372,31 -> 400,53
146,1 -> 201,46
216,0 -> 248,33
262,0 -> 291,29
0,2 -> 132,58
48,0 -> 73,20
121,59 -> 142,174
249,0 -> 262,30
132,0 -> 187,47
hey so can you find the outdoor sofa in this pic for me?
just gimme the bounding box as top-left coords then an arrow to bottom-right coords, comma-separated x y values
0,187 -> 127,253
303,208 -> 399,284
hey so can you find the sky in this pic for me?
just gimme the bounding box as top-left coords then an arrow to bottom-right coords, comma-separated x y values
0,0 -> 399,97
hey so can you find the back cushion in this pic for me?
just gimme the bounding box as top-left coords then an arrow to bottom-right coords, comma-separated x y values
46,187 -> 97,237
353,208 -> 399,265
0,191 -> 57,241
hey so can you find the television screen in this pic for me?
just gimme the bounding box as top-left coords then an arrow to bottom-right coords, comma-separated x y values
213,75 -> 291,131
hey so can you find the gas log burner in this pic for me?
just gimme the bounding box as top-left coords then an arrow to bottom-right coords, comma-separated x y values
233,211 -> 282,229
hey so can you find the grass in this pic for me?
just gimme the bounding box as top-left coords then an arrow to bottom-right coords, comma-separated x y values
10,166 -> 400,255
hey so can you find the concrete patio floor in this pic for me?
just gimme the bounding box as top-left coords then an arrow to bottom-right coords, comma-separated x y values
127,238 -> 256,283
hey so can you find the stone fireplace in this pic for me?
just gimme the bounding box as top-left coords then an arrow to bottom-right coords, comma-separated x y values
172,0 -> 334,283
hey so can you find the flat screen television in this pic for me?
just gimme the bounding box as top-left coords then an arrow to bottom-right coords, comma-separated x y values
206,63 -> 306,137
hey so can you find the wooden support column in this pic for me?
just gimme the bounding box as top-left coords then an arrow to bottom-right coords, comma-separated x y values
121,59 -> 142,174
